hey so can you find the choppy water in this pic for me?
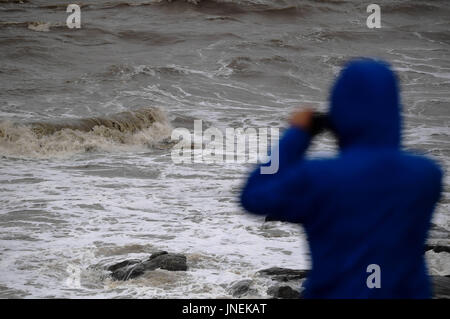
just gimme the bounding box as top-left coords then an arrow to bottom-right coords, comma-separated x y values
0,0 -> 449,298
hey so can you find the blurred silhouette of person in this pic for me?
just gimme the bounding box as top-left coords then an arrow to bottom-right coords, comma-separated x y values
240,59 -> 443,298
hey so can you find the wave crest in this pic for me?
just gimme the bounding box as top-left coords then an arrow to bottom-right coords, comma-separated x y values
0,107 -> 172,159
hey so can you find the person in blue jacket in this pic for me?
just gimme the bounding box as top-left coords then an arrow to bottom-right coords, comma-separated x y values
240,59 -> 443,298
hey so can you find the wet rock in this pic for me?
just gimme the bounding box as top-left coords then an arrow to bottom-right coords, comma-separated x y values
257,267 -> 309,282
425,244 -> 450,254
262,273 -> 449,299
143,251 -> 188,271
432,276 -> 450,299
267,285 -> 301,299
229,279 -> 257,297
106,259 -> 141,272
110,262 -> 146,281
107,251 -> 187,281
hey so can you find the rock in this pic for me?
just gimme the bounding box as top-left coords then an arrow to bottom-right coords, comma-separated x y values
432,276 -> 450,299
257,267 -> 309,282
107,251 -> 187,281
229,279 -> 256,297
262,273 -> 449,299
425,244 -> 450,254
143,252 -> 187,271
267,285 -> 301,299
148,251 -> 169,260
106,259 -> 141,272
110,262 -> 146,281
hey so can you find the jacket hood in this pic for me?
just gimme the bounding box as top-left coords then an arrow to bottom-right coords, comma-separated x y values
329,59 -> 401,150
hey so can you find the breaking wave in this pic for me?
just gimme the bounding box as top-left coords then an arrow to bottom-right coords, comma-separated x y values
0,107 -> 172,158
3,0 -> 442,16
33,0 -> 331,15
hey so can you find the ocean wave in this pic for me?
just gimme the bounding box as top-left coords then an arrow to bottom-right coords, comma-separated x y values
0,107 -> 172,158
217,55 -> 288,77
100,64 -> 211,81
6,0 -> 443,17
382,2 -> 443,15
87,0 -> 448,17
85,0 -> 322,15
0,21 -> 68,32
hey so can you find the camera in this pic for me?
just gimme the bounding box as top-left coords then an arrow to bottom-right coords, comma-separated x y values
310,112 -> 335,136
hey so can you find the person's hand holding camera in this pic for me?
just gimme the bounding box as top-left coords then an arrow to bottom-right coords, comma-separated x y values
290,108 -> 333,136
289,109 -> 314,131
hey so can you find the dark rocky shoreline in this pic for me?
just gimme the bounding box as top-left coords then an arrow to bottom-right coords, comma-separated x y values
105,249 -> 449,299
425,244 -> 450,254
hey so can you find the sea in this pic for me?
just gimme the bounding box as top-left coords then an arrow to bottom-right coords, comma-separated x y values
0,0 -> 449,298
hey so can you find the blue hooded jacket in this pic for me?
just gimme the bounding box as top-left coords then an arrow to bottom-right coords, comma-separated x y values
240,59 -> 443,298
